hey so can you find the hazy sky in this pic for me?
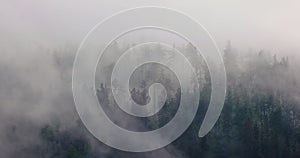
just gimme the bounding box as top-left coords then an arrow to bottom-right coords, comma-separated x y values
0,1 -> 299,156
1,0 -> 299,53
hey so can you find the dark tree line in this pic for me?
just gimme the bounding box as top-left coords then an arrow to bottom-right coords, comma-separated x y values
36,42 -> 300,158
171,42 -> 300,158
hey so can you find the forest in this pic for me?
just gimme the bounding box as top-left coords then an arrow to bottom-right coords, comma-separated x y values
1,42 -> 300,158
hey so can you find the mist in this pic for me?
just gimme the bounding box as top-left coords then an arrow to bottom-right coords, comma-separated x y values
1,0 -> 300,158
1,0 -> 300,51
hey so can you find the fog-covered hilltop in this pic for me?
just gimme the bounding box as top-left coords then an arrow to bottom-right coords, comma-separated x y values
1,42 -> 300,158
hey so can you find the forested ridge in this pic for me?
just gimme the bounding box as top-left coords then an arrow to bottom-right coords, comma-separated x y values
1,42 -> 300,158
95,42 -> 300,158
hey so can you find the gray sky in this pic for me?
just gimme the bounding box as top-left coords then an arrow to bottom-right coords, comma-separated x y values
1,0 -> 299,53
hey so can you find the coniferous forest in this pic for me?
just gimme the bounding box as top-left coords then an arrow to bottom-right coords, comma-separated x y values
1,42 -> 300,158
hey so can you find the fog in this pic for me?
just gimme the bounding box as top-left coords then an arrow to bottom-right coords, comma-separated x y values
0,0 -> 300,158
1,0 -> 299,51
